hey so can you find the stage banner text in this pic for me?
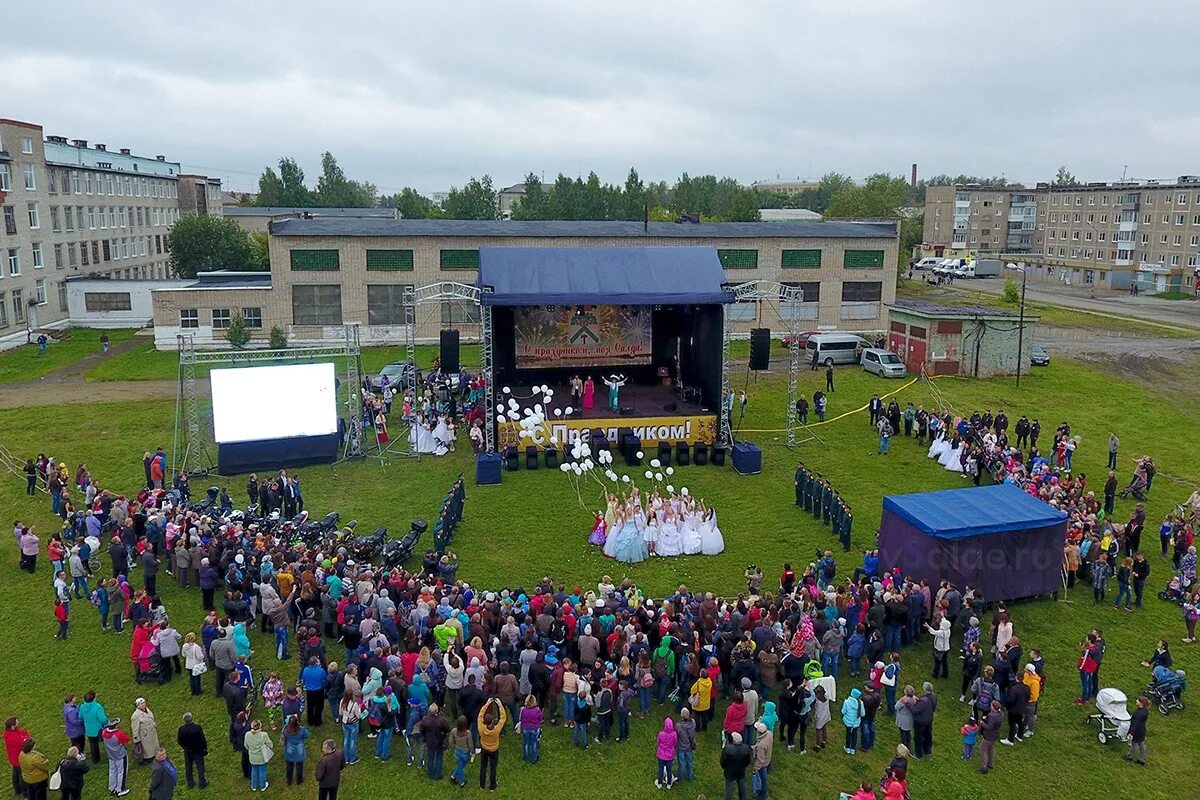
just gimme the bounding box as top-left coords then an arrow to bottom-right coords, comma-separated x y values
514,305 -> 652,368
501,414 -> 717,447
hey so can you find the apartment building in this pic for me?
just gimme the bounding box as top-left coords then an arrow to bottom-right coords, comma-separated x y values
149,218 -> 900,349
922,178 -> 1200,293
0,118 -> 221,345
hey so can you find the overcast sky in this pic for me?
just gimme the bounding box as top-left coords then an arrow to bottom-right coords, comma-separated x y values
5,1 -> 1199,195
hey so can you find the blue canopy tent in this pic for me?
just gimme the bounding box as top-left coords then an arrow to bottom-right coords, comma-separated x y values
877,483 -> 1068,601
477,246 -> 733,306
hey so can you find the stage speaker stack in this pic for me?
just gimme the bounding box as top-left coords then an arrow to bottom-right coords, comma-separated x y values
749,328 -> 771,371
732,442 -> 763,475
440,330 -> 461,374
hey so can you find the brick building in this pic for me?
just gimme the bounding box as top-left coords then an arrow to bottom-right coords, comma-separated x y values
886,300 -> 1038,378
149,217 -> 900,349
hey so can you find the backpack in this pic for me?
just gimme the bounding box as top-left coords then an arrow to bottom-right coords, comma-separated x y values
652,653 -> 669,679
976,680 -> 995,709
90,588 -> 104,607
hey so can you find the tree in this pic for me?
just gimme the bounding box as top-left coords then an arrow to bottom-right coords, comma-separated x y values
510,174 -> 552,220
314,152 -> 376,208
443,175 -> 498,220
380,188 -> 436,219
622,167 -> 646,220
277,157 -> 311,206
225,312 -> 251,349
1053,165 -> 1078,187
256,166 -> 286,206
825,173 -> 907,218
248,230 -> 270,271
167,215 -> 253,278
268,326 -> 287,350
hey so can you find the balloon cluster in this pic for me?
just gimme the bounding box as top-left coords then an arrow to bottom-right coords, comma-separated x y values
495,385 -> 574,446
557,445 -> 690,510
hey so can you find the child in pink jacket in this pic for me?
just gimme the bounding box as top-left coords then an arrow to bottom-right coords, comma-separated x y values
655,717 -> 677,789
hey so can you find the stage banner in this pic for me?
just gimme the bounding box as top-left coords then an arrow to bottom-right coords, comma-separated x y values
514,305 -> 652,368
501,414 -> 718,447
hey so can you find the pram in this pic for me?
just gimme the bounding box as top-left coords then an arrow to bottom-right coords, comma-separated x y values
1146,667 -> 1186,714
136,651 -> 168,685
1085,687 -> 1130,744
1158,575 -> 1188,604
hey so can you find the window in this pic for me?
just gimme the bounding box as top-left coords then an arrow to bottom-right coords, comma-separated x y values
0,292 -> 6,327
1141,233 -> 1150,244
841,281 -> 882,302
70,172 -> 80,194
50,206 -> 60,232
843,249 -> 885,269
179,309 -> 199,328
1179,193 -> 1189,205
20,137 -> 33,154
367,284 -> 414,325
441,301 -> 481,324
12,289 -> 23,323
92,242 -> 100,263
0,164 -> 9,191
241,307 -> 262,328
211,308 -> 231,329
2,206 -> 14,235
1193,215 -> 1200,225
292,285 -> 342,325
289,249 -> 340,271
7,248 -> 19,276
83,292 -> 133,311
57,282 -> 68,312
22,163 -> 35,191
438,248 -> 481,270
1143,213 -> 1152,224
1176,214 -> 1186,225
1160,234 -> 1168,244
366,249 -> 414,271
34,279 -> 45,305
102,240 -> 110,261
1170,255 -> 1181,266
1162,214 -> 1170,224
781,249 -> 821,268
53,243 -> 63,269
1088,196 -> 1096,206
1100,214 -> 1107,223
31,243 -> 43,269
27,202 -> 39,229
1191,236 -> 1199,247
1173,235 -> 1183,246
79,243 -> 88,266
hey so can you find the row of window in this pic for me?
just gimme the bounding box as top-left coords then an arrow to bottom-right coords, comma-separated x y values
288,247 -> 889,273
1049,229 -> 1199,247
1051,191 -> 1200,207
1,233 -> 167,276
178,307 -> 263,330
0,202 -> 180,240
0,278 -> 60,328
1043,246 -> 1197,267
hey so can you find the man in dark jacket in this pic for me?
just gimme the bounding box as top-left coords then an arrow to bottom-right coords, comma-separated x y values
58,747 -> 90,797
175,713 -> 208,789
910,683 -> 937,758
978,701 -> 1003,774
148,748 -> 177,800
1000,680 -> 1030,746
108,537 -> 128,579
1124,695 -> 1149,765
314,739 -> 344,800
459,675 -> 485,741
417,705 -> 451,780
221,673 -> 248,721
141,549 -> 159,597
720,731 -> 753,800
860,684 -> 881,752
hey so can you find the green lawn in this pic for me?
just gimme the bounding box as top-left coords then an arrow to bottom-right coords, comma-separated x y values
1,359 -> 1197,800
0,328 -> 139,383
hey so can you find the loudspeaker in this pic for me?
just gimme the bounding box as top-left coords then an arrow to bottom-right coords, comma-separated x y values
663,402 -> 678,412
749,328 -> 771,371
440,329 -> 461,374
619,406 -> 635,416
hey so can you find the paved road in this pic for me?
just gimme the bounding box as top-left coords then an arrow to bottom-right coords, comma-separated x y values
960,277 -> 1200,330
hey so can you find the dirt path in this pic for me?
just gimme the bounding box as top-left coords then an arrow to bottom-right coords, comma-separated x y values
0,335 -> 206,409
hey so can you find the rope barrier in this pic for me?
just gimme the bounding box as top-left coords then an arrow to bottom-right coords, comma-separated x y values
738,375 -> 927,433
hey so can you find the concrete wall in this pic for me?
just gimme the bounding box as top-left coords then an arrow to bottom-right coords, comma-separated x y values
151,287 -> 275,349
889,309 -> 1036,378
66,278 -> 188,328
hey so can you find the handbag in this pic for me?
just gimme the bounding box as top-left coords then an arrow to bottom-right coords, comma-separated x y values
132,741 -> 144,761
688,693 -> 700,708
191,662 -> 209,676
48,768 -> 62,792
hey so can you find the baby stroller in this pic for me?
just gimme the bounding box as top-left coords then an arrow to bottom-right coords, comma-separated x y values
1146,667 -> 1186,714
1159,575 -> 1188,604
1086,687 -> 1131,744
136,650 -> 168,685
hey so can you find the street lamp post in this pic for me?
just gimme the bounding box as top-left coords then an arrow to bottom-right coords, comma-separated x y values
1007,263 -> 1027,387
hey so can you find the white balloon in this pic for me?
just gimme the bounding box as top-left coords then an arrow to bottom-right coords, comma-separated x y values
681,487 -> 689,496
622,476 -> 631,483
584,459 -> 594,469
650,459 -> 661,468
507,410 -> 520,421
545,389 -> 554,397
496,404 -> 505,412
502,386 -> 511,394
508,399 -> 519,410
655,472 -> 664,482
534,404 -> 542,415
636,451 -> 644,459
665,467 -> 674,476
644,470 -> 653,479
560,463 -> 570,473
554,408 -> 562,417
573,464 -> 583,475
565,406 -> 574,415
667,485 -> 675,494
550,436 -> 558,445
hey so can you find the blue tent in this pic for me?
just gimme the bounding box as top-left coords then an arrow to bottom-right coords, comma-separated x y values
477,246 -> 732,306
878,483 -> 1068,601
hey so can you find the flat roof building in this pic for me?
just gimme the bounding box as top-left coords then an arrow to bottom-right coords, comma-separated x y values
887,300 -> 1038,378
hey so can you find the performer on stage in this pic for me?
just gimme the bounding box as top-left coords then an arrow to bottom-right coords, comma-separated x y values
571,375 -> 584,412
603,374 -> 627,412
583,376 -> 596,411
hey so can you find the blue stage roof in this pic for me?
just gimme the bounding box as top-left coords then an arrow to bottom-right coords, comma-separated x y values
477,246 -> 733,306
881,483 -> 1068,538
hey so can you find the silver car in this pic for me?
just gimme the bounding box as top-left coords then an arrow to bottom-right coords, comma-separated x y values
860,347 -> 907,378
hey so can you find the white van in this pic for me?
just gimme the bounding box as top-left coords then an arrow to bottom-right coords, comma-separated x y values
913,257 -> 941,271
805,332 -> 870,366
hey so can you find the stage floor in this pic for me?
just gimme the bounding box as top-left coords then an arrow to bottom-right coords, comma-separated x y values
508,381 -> 710,419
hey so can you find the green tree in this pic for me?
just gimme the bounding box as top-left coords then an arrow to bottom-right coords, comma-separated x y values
511,174 -> 552,220
277,157 -> 311,206
899,213 -> 924,274
1003,276 -> 1021,304
443,175 -> 498,219
248,230 -> 270,271
167,215 -> 253,278
225,312 -> 251,349
380,188 -> 436,219
825,173 -> 907,218
622,167 -> 645,220
268,326 -> 287,349
1053,165 -> 1078,187
256,167 -> 286,206
315,152 -> 377,207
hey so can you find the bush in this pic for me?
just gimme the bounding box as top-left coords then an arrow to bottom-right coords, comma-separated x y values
225,313 -> 251,350
268,326 -> 287,350
1003,276 -> 1021,304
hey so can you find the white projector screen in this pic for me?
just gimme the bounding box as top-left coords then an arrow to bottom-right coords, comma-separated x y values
210,363 -> 338,444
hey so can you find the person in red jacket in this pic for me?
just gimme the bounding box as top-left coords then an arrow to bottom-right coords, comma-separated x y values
723,690 -> 747,740
54,600 -> 70,640
5,717 -> 31,797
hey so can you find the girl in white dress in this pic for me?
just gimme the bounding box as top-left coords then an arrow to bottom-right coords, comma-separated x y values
680,501 -> 703,555
700,503 -> 725,556
604,507 -> 623,559
643,510 -> 660,556
655,509 -> 684,557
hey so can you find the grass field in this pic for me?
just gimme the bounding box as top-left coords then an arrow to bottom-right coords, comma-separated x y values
0,328 -> 139,384
1,346 -> 1198,800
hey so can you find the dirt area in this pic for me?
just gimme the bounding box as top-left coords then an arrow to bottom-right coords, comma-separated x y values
1037,325 -> 1200,397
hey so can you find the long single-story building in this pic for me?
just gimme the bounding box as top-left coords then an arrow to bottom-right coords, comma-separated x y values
150,218 -> 900,349
886,300 -> 1038,377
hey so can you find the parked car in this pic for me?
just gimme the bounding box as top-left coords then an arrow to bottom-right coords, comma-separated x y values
805,332 -> 870,366
913,257 -> 942,271
370,360 -> 422,391
1030,344 -> 1050,366
782,331 -> 820,349
860,347 -> 908,378
952,259 -> 1003,279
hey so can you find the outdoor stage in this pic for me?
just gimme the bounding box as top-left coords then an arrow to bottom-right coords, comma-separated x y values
496,380 -> 718,448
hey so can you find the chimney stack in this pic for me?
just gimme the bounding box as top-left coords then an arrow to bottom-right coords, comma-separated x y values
119,148 -> 131,155
95,143 -> 106,151
911,163 -> 918,188
156,155 -> 165,161
72,139 -> 88,148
